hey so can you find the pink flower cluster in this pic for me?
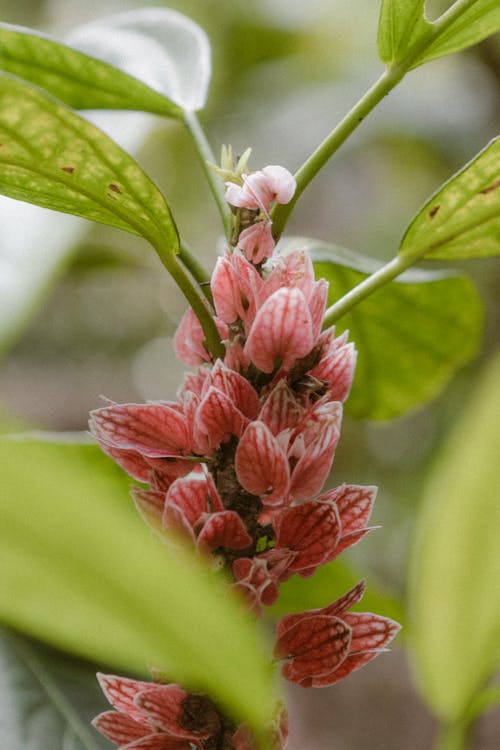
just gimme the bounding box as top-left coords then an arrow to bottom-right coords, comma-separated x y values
90,163 -> 399,749
93,673 -> 287,750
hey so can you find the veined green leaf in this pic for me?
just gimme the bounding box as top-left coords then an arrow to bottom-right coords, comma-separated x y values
0,435 -> 276,737
0,22 -> 182,117
378,0 -> 500,68
400,137 -> 500,260
0,74 -> 179,253
409,351 -> 500,720
0,629 -> 109,750
283,239 -> 483,419
378,0 -> 431,65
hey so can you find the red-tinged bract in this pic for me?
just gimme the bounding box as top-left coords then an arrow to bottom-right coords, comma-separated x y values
93,673 -> 281,750
274,581 -> 401,687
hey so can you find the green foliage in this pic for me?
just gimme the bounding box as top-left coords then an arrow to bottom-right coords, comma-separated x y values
0,629 -> 109,750
269,558 -> 404,627
416,0 -> 500,67
378,0 -> 431,65
290,241 -> 483,419
378,0 -> 500,68
409,351 -> 500,721
0,23 -> 182,117
400,137 -> 500,260
0,74 -> 179,253
0,435 -> 276,736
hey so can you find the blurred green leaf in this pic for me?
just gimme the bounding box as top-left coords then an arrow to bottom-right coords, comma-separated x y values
0,629 -> 109,750
269,558 -> 404,627
378,0 -> 430,65
400,137 -> 500,260
285,240 -> 483,419
0,74 -> 179,253
409,351 -> 500,721
65,8 -> 211,112
378,0 -> 500,68
0,435 -> 275,736
0,23 -> 182,117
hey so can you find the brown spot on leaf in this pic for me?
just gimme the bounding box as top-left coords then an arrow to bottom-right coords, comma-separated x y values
108,183 -> 122,194
429,205 -> 440,219
479,178 -> 500,195
61,166 -> 75,174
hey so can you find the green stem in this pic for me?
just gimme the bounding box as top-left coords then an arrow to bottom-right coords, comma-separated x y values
182,110 -> 231,236
179,239 -> 214,304
323,251 -> 419,326
154,243 -> 223,359
271,0 -> 480,239
271,65 -> 406,238
434,719 -> 471,750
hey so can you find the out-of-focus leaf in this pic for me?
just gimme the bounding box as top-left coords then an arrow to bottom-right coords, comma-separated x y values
0,23 -> 182,117
0,628 -> 109,750
0,435 -> 275,736
66,7 -> 211,112
400,138 -> 500,260
0,74 -> 179,253
285,239 -> 483,419
378,0 -> 500,68
409,351 -> 500,721
269,558 -> 404,627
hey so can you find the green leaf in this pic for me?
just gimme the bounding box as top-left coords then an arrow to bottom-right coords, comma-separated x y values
400,137 -> 500,260
0,435 -> 276,737
269,559 -> 405,627
286,240 -> 483,420
0,22 -> 182,117
378,0 -> 500,68
0,628 -> 109,750
409,351 -> 500,720
378,0 -> 431,65
0,74 -> 179,253
415,1 -> 500,67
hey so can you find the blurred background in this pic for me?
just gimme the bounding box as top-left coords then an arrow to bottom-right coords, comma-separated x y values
1,1 -> 499,748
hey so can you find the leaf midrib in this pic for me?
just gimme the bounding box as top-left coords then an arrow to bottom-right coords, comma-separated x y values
4,631 -> 103,750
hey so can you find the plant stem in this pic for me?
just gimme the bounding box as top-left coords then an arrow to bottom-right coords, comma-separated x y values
323,251 -> 419,326
434,719 -> 471,750
182,110 -> 231,236
271,0 -> 481,239
155,246 -> 223,360
271,64 -> 406,238
179,239 -> 214,304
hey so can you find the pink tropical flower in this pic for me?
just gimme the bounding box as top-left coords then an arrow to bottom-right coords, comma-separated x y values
237,221 -> 275,264
272,484 -> 377,578
93,674 -> 286,749
274,581 -> 401,687
90,160 -> 399,730
225,165 -> 296,215
93,674 -> 207,749
232,550 -> 295,615
235,398 -> 342,508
